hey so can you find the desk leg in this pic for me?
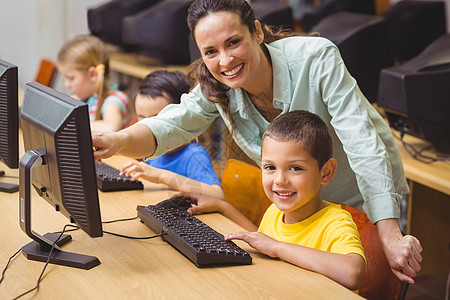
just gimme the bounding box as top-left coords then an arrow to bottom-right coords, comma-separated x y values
407,181 -> 450,276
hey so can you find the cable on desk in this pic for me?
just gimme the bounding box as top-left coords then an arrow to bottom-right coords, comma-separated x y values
11,224 -> 78,300
393,129 -> 450,163
102,216 -> 138,224
103,231 -> 166,240
53,216 -> 166,240
0,248 -> 21,285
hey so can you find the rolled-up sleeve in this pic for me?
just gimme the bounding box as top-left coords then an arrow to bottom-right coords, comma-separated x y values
138,87 -> 219,159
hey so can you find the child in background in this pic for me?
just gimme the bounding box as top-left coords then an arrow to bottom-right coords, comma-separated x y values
184,110 -> 366,292
57,34 -> 129,132
120,70 -> 224,200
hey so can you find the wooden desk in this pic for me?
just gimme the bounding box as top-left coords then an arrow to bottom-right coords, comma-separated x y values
393,131 -> 450,276
0,155 -> 361,299
109,52 -> 190,79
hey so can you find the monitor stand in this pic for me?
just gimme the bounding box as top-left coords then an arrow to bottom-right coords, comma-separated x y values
19,150 -> 100,270
0,170 -> 19,193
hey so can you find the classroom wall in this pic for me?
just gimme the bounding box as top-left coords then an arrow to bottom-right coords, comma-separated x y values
0,0 -> 108,89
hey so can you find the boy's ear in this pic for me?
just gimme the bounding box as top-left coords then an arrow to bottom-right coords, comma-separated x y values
320,158 -> 337,186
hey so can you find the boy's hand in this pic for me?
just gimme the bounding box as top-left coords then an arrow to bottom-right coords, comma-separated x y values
172,192 -> 224,215
120,161 -> 159,182
225,232 -> 281,258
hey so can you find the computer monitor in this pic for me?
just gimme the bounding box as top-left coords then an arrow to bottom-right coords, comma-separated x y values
377,33 -> 450,153
121,0 -> 194,64
87,0 -> 162,47
19,81 -> 103,270
311,11 -> 393,102
0,59 -> 19,193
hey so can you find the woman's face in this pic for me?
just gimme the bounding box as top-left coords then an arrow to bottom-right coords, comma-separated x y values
194,11 -> 264,91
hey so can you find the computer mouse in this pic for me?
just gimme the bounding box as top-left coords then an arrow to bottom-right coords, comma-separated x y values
155,196 -> 193,211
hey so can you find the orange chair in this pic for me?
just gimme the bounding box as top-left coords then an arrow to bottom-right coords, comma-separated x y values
221,159 -> 271,226
335,202 -> 406,300
35,58 -> 57,87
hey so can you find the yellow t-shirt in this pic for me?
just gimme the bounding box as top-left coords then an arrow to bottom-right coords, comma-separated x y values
258,201 -> 365,262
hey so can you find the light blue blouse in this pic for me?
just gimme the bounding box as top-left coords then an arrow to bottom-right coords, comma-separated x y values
139,36 -> 409,223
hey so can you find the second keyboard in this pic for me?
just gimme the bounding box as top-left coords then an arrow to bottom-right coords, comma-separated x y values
95,161 -> 144,192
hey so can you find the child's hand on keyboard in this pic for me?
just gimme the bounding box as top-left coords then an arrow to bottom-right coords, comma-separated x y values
121,160 -> 162,183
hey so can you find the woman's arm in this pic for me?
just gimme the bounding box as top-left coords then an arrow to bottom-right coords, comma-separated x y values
121,161 -> 225,200
92,123 -> 157,160
377,218 -> 423,284
225,232 -> 365,290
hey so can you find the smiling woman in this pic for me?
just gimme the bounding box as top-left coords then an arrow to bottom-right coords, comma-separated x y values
91,0 -> 423,285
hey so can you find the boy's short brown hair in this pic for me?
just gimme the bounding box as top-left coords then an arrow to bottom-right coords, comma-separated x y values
262,110 -> 333,169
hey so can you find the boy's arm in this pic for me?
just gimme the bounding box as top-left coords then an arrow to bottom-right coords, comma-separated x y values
275,241 -> 365,290
177,193 -> 257,232
225,232 -> 365,290
121,161 -> 225,200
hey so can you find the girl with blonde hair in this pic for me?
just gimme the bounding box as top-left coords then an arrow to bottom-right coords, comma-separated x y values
57,34 -> 129,131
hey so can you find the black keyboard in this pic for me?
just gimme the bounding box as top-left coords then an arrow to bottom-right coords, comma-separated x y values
137,205 -> 252,267
95,161 -> 144,192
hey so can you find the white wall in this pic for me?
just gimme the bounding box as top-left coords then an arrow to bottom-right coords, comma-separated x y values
0,0 -> 108,89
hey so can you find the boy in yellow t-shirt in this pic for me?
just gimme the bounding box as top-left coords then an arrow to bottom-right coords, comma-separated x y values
184,110 -> 366,291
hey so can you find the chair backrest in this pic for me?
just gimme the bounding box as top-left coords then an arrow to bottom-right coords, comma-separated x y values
335,202 -> 404,300
221,159 -> 271,226
35,58 -> 58,87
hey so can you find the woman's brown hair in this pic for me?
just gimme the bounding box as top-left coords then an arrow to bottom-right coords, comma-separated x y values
187,0 -> 301,134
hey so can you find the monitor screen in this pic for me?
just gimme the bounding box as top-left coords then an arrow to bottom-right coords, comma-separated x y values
19,81 -> 103,269
0,59 -> 19,193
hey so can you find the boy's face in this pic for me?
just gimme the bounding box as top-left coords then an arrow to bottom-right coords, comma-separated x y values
261,137 -> 325,224
134,94 -> 172,121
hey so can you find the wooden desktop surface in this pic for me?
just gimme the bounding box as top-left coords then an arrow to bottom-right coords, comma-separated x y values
392,130 -> 450,196
109,52 -> 189,79
0,154 -> 361,299
392,130 -> 450,276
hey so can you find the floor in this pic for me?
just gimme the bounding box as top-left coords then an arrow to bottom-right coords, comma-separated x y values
405,272 -> 449,300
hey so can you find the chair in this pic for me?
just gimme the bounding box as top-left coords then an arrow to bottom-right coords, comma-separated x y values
221,159 -> 271,226
335,202 -> 406,300
35,58 -> 58,87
